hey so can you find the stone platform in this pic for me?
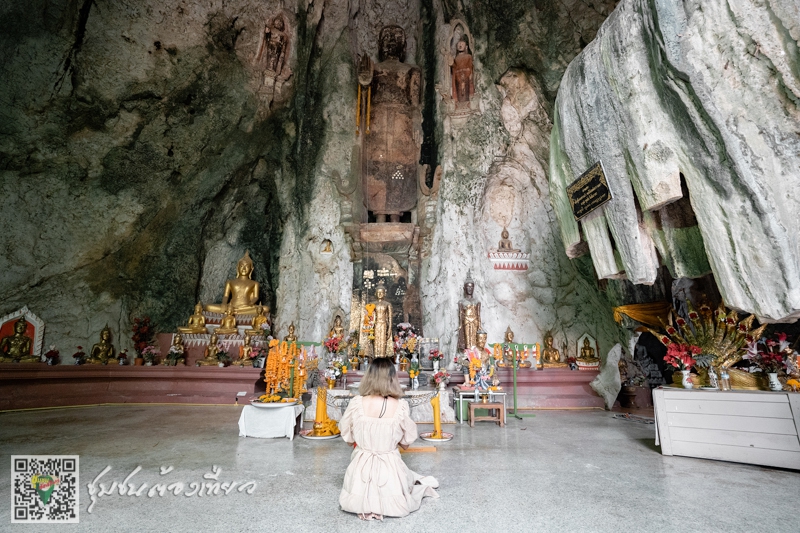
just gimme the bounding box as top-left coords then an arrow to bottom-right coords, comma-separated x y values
492,368 -> 603,409
0,364 -> 263,411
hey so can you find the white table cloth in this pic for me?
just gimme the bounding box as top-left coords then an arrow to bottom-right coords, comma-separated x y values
238,404 -> 305,440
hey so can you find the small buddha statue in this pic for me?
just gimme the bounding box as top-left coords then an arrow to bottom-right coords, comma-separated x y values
329,314 -> 345,340
237,335 -> 253,366
0,317 -> 37,363
178,302 -> 208,334
164,333 -> 186,366
197,333 -> 221,366
284,322 -> 298,343
457,271 -> 481,352
578,337 -> 599,363
87,326 -> 116,365
205,251 -> 261,315
542,332 -> 567,368
246,305 -> 269,339
215,305 -> 238,335
502,327 -> 516,368
371,282 -> 393,358
497,227 -> 520,253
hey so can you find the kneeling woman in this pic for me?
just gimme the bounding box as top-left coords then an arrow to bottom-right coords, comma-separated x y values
339,357 -> 439,520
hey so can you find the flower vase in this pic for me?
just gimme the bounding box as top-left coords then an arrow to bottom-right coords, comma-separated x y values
768,372 -> 782,391
327,378 -> 336,390
680,370 -> 693,389
438,381 -> 446,392
433,360 -> 439,373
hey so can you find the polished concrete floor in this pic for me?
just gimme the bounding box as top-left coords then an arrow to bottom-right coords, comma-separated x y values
1,405 -> 797,532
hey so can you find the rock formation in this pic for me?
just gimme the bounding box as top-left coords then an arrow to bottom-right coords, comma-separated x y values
550,0 -> 800,322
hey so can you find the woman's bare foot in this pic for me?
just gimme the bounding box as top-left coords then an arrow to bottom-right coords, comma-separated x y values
357,513 -> 383,521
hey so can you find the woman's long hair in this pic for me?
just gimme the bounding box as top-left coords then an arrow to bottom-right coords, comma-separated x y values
359,357 -> 403,398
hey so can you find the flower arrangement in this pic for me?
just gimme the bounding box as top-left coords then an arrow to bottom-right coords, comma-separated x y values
394,323 -> 419,361
428,349 -> 443,362
744,333 -> 791,374
118,348 -> 128,364
131,317 -> 155,356
216,346 -> 231,365
663,343 -> 700,370
431,370 -> 451,385
363,304 -> 376,341
249,345 -> 266,360
72,346 -> 86,365
44,345 -> 59,365
167,343 -> 184,363
323,336 -> 343,355
141,345 -> 160,364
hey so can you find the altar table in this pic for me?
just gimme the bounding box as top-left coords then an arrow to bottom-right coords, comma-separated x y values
238,404 -> 305,440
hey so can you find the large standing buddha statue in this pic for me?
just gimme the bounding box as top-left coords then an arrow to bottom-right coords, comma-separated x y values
205,251 -> 260,315
457,271 -> 481,352
363,25 -> 422,223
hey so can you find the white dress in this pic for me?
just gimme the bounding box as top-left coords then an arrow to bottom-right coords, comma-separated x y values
339,396 -> 439,517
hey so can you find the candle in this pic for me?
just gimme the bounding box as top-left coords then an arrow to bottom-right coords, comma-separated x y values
315,386 -> 327,423
431,393 -> 442,439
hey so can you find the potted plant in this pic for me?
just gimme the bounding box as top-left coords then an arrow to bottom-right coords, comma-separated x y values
664,343 -> 700,389
431,370 -> 451,391
44,345 -> 60,366
744,333 -> 791,391
216,348 -> 231,367
141,345 -> 160,366
428,349 -> 443,372
132,316 -> 155,366
72,346 -> 86,365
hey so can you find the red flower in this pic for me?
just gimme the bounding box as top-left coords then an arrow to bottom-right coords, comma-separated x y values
777,332 -> 788,343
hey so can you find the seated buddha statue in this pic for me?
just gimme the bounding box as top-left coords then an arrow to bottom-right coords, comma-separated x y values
284,322 -> 298,343
542,332 -> 567,368
164,333 -> 186,366
87,326 -> 116,365
0,317 -> 37,363
197,333 -> 221,366
578,337 -> 599,363
501,327 -> 516,367
178,302 -> 208,334
497,227 -> 520,253
215,305 -> 238,335
236,335 -> 254,366
246,305 -> 269,339
205,251 -> 260,315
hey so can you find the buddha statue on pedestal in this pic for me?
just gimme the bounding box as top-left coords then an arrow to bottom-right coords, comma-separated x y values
205,251 -> 260,315
197,333 -> 221,366
178,303 -> 208,334
87,326 -> 116,365
497,228 -> 520,253
0,317 -> 37,363
246,305 -> 269,339
372,282 -> 393,358
283,322 -> 298,343
237,335 -> 254,366
457,271 -> 481,352
215,305 -> 238,335
542,332 -> 567,368
578,338 -> 600,364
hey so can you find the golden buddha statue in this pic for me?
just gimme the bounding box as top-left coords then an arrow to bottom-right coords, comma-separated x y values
246,305 -> 269,339
372,282 -> 393,358
205,251 -> 260,315
164,333 -> 186,365
329,314 -> 345,340
578,337 -> 599,363
0,317 -> 37,363
542,332 -> 567,368
502,326 -> 516,367
457,271 -> 481,352
215,305 -> 238,335
283,322 -> 298,343
178,302 -> 208,334
197,333 -> 221,366
497,227 -> 520,253
87,326 -> 116,365
237,335 -> 254,366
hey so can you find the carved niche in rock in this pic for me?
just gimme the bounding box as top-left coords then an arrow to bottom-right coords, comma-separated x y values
363,25 -> 423,223
440,19 -> 479,123
253,13 -> 292,105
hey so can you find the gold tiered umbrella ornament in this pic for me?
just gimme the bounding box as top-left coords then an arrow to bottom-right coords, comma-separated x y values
650,302 -> 767,388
